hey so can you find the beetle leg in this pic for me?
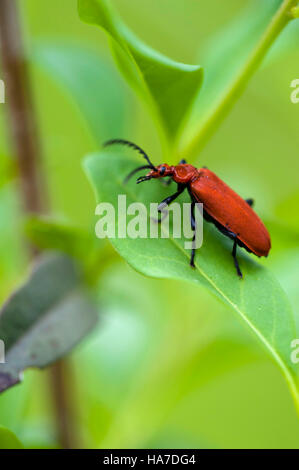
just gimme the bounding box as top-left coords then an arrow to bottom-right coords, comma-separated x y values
152,185 -> 185,223
245,198 -> 254,207
161,176 -> 173,187
153,209 -> 168,224
190,201 -> 196,231
232,238 -> 243,279
157,185 -> 185,212
190,201 -> 196,267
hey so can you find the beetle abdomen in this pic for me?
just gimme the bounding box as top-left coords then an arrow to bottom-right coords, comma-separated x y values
190,169 -> 271,257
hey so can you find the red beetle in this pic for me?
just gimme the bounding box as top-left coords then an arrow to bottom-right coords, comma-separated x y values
104,139 -> 271,278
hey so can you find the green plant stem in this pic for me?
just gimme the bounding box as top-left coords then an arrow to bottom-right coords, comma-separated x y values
0,0 -> 77,449
181,0 -> 297,158
291,5 -> 299,17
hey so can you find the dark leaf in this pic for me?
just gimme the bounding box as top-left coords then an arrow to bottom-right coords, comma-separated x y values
0,254 -> 98,393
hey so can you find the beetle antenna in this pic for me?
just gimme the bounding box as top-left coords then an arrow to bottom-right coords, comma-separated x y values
124,165 -> 153,183
136,175 -> 153,184
103,139 -> 157,170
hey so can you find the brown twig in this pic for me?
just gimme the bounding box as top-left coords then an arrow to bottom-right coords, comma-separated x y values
0,0 -> 45,217
0,0 -> 77,449
49,360 -> 79,449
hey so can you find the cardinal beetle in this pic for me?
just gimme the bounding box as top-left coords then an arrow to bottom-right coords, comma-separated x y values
103,139 -> 271,278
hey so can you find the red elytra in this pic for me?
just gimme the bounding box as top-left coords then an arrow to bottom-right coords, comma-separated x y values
103,139 -> 271,278
175,164 -> 270,258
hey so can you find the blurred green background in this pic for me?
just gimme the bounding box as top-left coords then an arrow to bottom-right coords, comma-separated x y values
0,0 -> 299,448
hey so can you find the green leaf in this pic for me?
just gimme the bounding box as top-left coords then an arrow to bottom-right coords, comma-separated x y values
78,0 -> 203,141
24,216 -> 113,284
0,426 -> 23,449
83,150 -> 299,406
31,42 -> 127,144
25,216 -> 100,261
0,254 -> 98,393
179,0 -> 291,157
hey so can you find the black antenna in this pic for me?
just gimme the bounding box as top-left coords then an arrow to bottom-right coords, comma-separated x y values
136,175 -> 153,184
124,165 -> 153,183
103,139 -> 157,170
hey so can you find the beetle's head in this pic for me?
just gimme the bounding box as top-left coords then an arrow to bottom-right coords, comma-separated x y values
137,164 -> 174,184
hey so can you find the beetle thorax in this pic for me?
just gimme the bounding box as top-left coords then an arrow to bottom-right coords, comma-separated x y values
173,164 -> 198,184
